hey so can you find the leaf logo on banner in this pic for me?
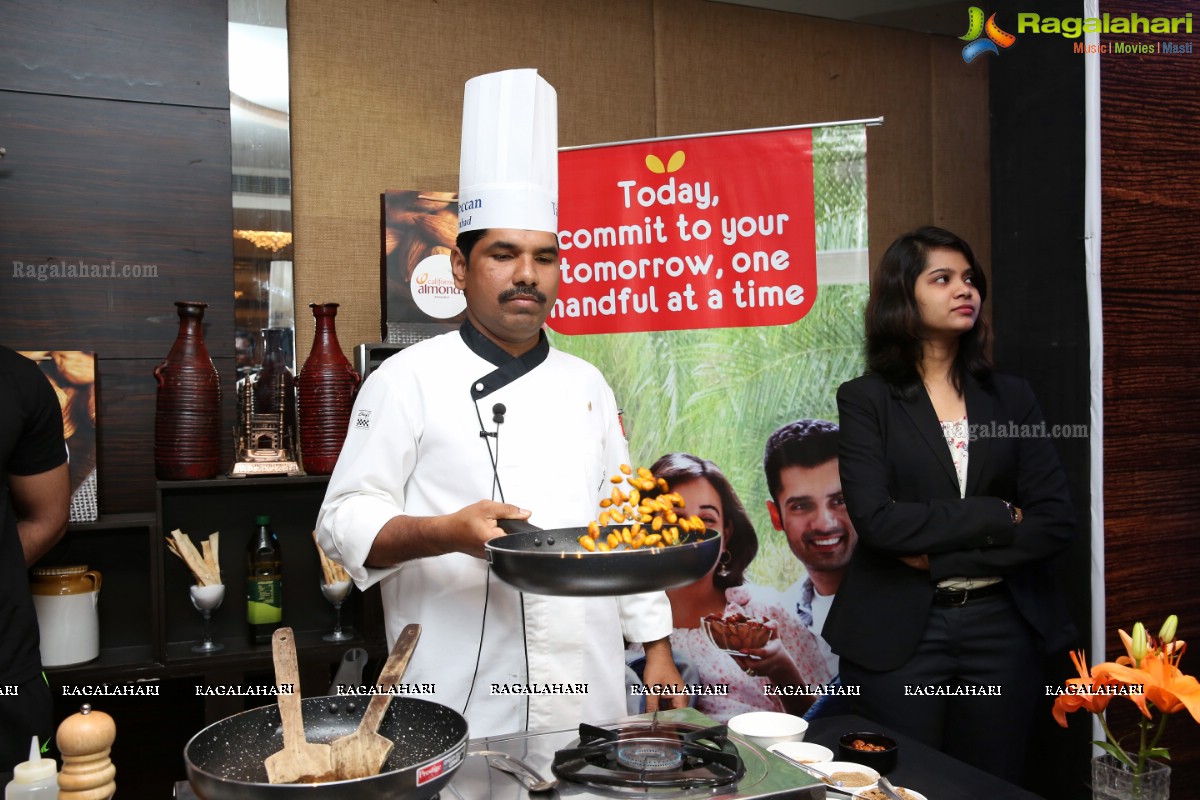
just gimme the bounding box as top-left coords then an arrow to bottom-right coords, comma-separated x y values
645,151 -> 686,174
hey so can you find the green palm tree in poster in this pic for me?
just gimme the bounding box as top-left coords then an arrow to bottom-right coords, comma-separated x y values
549,125 -> 869,590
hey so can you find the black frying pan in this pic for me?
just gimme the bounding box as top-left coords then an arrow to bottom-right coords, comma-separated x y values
485,520 -> 722,596
184,696 -> 468,800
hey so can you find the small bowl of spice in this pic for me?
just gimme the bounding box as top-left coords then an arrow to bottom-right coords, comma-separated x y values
837,731 -> 899,774
813,762 -> 879,790
855,787 -> 926,800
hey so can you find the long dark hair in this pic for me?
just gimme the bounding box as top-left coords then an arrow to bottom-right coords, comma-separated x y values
865,226 -> 992,399
649,453 -> 758,590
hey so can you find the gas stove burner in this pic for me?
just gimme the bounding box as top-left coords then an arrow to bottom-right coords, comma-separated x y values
552,721 -> 745,791
615,740 -> 685,771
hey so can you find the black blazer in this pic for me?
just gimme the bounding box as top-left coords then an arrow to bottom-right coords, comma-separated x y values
823,371 -> 1077,671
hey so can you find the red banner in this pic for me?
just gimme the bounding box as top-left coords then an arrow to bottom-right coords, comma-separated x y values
549,128 -> 816,335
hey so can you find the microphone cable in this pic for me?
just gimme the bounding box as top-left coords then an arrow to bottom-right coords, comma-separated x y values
465,398 -> 532,728
474,400 -> 506,502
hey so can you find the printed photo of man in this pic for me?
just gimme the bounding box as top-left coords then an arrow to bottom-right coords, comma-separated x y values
762,419 -> 857,678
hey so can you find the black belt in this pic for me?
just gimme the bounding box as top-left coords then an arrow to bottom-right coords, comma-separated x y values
932,582 -> 1005,607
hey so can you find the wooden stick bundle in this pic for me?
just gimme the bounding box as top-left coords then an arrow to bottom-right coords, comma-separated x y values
166,529 -> 221,586
312,530 -> 350,586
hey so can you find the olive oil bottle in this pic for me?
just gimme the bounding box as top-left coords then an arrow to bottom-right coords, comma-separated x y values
246,515 -> 282,644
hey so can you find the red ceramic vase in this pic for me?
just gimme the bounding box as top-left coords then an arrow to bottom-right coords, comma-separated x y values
154,301 -> 222,479
296,303 -> 360,474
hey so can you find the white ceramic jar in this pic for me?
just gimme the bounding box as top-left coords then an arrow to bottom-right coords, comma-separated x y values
30,565 -> 102,667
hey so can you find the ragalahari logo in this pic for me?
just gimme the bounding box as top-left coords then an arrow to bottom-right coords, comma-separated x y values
960,7 -> 1017,63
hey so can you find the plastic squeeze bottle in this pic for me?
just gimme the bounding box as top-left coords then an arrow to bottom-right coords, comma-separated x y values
4,736 -> 58,798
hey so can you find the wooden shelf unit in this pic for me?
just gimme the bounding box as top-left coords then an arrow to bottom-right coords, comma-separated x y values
43,474 -> 385,692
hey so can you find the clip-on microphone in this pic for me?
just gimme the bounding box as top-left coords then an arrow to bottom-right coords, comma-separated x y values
480,403 -> 506,437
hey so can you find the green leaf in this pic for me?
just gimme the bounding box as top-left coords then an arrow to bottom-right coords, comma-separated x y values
1143,747 -> 1171,761
1093,740 -> 1136,769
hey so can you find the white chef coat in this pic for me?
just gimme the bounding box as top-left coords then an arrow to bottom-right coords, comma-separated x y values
316,326 -> 672,737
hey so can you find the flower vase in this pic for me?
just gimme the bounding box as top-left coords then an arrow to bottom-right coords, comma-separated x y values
154,301 -> 222,479
1092,753 -> 1170,800
296,303 -> 361,474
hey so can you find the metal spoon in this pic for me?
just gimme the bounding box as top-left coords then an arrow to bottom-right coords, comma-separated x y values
769,750 -> 846,788
470,749 -> 558,793
876,776 -> 907,800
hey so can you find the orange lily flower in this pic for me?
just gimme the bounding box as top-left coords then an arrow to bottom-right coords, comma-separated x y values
1094,634 -> 1200,724
1053,616 -> 1199,776
1053,649 -> 1116,727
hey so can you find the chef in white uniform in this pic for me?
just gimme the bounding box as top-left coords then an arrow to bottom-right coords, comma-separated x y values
317,69 -> 683,738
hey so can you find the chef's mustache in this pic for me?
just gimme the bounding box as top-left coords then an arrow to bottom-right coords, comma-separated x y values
499,286 -> 547,304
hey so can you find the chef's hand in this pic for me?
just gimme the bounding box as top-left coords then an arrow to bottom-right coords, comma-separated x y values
447,500 -> 531,558
641,637 -> 688,711
368,501 -> 530,566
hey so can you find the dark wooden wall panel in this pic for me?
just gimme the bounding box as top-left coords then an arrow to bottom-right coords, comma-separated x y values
0,0 -> 228,106
1101,0 -> 1200,789
0,0 -> 234,521
0,91 -> 233,357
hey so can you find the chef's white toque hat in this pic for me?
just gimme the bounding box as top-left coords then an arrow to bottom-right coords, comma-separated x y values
457,68 -> 558,235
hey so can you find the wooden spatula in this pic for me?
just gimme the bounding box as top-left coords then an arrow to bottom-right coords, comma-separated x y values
330,623 -> 422,780
264,627 -> 335,784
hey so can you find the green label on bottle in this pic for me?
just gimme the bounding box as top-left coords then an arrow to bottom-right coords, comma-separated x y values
247,579 -> 282,623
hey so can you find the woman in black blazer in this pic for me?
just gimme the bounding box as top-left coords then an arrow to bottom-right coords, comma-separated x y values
823,226 -> 1076,783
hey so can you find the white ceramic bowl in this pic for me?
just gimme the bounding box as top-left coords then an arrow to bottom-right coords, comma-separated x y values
727,711 -> 808,747
854,787 -> 927,800
768,741 -> 834,765
816,761 -> 880,791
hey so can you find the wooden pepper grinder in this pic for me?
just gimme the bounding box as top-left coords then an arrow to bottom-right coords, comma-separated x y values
56,704 -> 116,800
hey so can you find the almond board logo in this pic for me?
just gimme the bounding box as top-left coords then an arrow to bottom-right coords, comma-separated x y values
960,7 -> 1017,63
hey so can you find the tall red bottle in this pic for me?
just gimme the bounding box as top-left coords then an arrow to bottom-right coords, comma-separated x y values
296,303 -> 360,474
154,301 -> 221,479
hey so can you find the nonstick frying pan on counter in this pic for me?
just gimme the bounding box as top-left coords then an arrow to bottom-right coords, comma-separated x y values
486,518 -> 722,596
185,694 -> 468,800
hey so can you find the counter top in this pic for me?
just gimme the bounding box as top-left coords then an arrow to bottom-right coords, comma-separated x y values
172,712 -> 1044,799
806,715 -> 1043,799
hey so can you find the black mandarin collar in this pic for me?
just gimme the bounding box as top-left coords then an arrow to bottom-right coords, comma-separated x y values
460,319 -> 550,401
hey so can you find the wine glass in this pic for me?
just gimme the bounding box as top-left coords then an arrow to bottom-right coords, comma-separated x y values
189,584 -> 225,653
320,579 -> 354,642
